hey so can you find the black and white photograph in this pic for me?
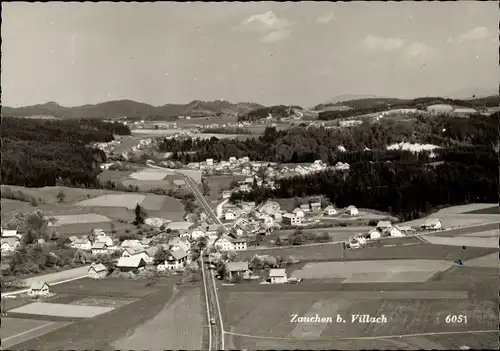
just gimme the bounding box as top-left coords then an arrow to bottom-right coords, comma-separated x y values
1,2 -> 499,350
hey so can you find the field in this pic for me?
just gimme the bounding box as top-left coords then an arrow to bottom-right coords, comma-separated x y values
402,213 -> 500,229
76,194 -> 146,209
463,206 -> 499,215
9,302 -> 115,318
435,203 -> 499,215
98,168 -> 185,191
7,276 -> 182,350
422,235 -> 498,248
129,168 -> 175,180
48,213 -> 111,226
205,175 -> 245,206
221,288 -> 498,350
1,185 -> 115,204
290,260 -> 454,283
237,239 -> 498,262
1,317 -> 71,349
112,286 -> 203,350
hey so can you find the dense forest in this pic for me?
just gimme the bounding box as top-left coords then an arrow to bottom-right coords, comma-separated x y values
1,117 -> 130,187
159,112 -> 498,220
159,112 -> 498,164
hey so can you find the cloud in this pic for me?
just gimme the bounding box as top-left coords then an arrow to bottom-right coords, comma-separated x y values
316,12 -> 334,24
239,11 -> 292,42
363,35 -> 404,51
404,41 -> 438,60
449,26 -> 490,44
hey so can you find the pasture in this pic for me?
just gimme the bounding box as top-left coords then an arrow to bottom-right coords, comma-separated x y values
11,277 -> 182,350
112,286 -> 203,350
237,242 -> 497,262
98,168 -> 185,191
290,260 -> 454,283
1,185 -> 111,204
435,203 -> 499,215
422,235 -> 498,248
48,213 -> 111,226
9,302 -> 114,318
0,317 -> 71,350
403,213 -> 500,229
221,289 -> 498,350
205,174 -> 244,204
76,194 -> 146,210
129,168 -> 174,180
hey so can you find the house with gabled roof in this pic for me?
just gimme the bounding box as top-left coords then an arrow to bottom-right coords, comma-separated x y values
323,205 -> 337,216
88,263 -> 108,279
345,205 -> 359,216
226,261 -> 250,280
269,269 -> 287,284
300,204 -> 311,212
376,221 -> 392,230
310,202 -> 321,212
70,237 -> 92,251
157,248 -> 189,271
292,208 -> 305,218
121,239 -> 142,248
29,282 -> 50,297
121,246 -> 152,263
91,242 -> 110,255
116,256 -> 147,272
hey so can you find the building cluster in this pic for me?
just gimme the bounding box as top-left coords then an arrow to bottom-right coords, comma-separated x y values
186,158 -> 347,178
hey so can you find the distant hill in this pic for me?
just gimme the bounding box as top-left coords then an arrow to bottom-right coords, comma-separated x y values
325,94 -> 385,104
1,100 -> 265,120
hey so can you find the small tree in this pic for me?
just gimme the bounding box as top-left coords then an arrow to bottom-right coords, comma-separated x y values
56,190 -> 66,203
134,203 -> 147,225
153,246 -> 168,266
275,237 -> 283,247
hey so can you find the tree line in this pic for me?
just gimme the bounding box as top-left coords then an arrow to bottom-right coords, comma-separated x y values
1,117 -> 130,188
158,112 -> 498,164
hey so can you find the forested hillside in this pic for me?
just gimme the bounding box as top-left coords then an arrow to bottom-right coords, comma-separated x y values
1,117 -> 130,187
159,112 -> 498,220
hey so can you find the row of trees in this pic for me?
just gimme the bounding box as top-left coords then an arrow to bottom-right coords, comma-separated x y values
1,117 -> 130,188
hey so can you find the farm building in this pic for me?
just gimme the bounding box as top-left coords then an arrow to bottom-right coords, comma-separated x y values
282,213 -> 301,226
168,236 -> 191,252
1,237 -> 20,252
29,282 -> 50,297
323,205 -> 337,216
88,263 -> 109,279
222,190 -> 232,199
157,248 -> 188,271
92,242 -> 110,255
226,261 -> 250,280
116,256 -> 147,272
345,205 -> 359,216
421,218 -> 443,230
310,202 -> 322,212
292,208 -> 305,218
269,268 -> 288,284
376,221 -> 392,230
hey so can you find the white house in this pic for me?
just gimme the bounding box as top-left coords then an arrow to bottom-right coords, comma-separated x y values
1,229 -> 20,238
157,248 -> 189,271
224,210 -> 236,221
1,237 -> 20,252
269,269 -> 287,284
261,215 -> 274,227
70,238 -> 92,251
222,191 -> 232,199
292,208 -> 305,218
88,263 -> 108,279
385,226 -> 404,237
215,236 -> 233,251
121,247 -> 151,263
206,158 -> 214,166
91,242 -> 110,255
421,218 -> 443,230
231,238 -> 247,251
282,213 -> 301,226
95,235 -> 114,247
323,206 -> 337,216
190,227 -> 206,240
345,205 -> 359,216
310,202 -> 322,212
29,282 -> 50,297
369,229 -> 381,240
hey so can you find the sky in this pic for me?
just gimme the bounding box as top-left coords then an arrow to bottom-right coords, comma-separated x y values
2,2 -> 499,108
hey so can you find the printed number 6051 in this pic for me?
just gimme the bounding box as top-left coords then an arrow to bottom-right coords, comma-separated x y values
445,315 -> 467,323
